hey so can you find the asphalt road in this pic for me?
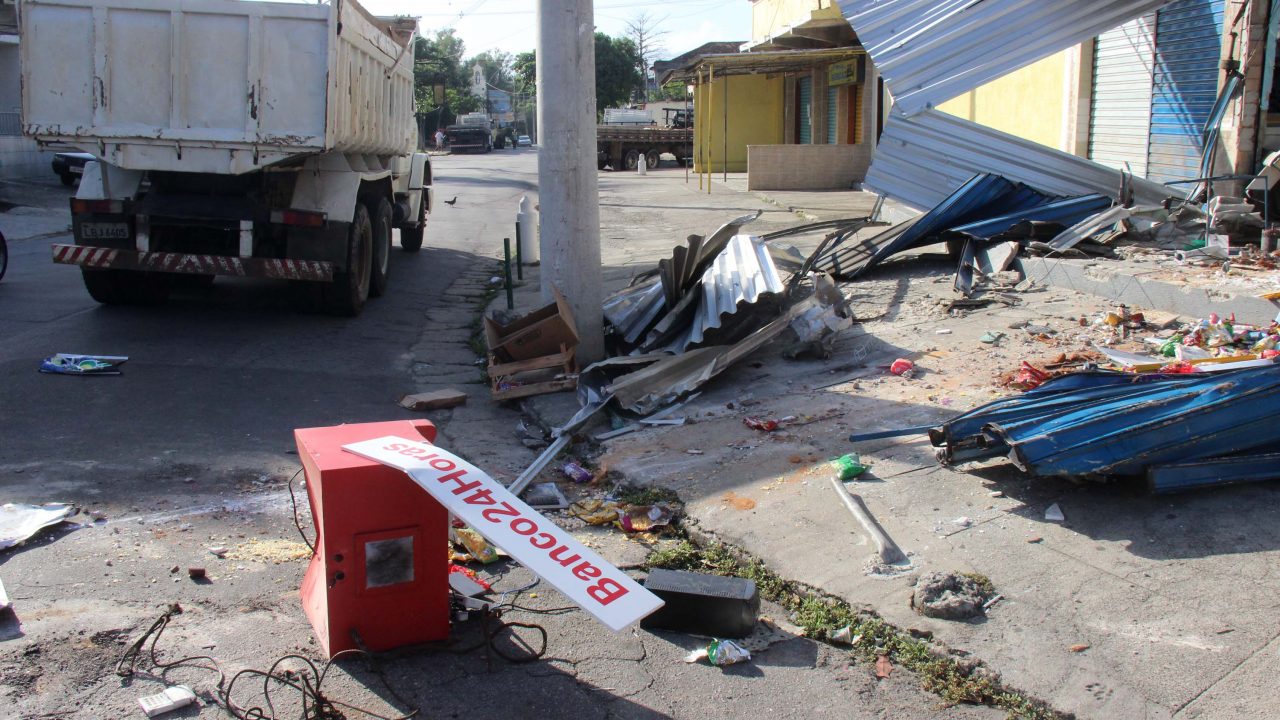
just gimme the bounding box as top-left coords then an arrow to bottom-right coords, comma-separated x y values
0,149 -> 535,504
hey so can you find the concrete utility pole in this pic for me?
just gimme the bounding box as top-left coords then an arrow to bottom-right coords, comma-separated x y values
536,0 -> 604,363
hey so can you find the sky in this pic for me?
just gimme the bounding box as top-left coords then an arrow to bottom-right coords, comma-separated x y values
359,0 -> 753,62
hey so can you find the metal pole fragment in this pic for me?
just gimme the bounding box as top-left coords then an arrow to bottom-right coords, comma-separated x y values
503,237 -> 514,310
515,222 -> 523,280
828,475 -> 906,565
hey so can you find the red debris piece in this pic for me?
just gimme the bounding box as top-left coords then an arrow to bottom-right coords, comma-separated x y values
743,417 -> 779,432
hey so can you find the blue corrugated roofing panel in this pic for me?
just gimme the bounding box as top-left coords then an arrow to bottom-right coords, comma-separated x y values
948,194 -> 1114,239
992,366 -> 1280,477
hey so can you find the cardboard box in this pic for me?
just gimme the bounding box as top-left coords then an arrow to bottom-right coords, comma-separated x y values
484,288 -> 579,362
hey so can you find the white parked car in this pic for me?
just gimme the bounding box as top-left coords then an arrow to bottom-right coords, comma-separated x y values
517,135 -> 532,147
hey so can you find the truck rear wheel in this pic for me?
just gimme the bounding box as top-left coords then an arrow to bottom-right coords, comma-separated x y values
321,204 -> 372,316
645,150 -> 660,170
81,268 -> 170,305
369,197 -> 392,297
623,150 -> 640,171
400,195 -> 426,252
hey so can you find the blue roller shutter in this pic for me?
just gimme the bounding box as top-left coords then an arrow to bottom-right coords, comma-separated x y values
1146,0 -> 1226,184
826,85 -> 839,143
798,76 -> 813,144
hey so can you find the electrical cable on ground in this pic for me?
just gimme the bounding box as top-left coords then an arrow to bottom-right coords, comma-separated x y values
287,467 -> 315,554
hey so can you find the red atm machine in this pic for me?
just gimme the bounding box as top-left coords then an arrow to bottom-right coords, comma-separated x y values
294,419 -> 451,657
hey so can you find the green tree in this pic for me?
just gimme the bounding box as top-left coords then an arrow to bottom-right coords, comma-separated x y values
414,29 -> 468,112
513,50 -> 536,93
594,33 -> 642,115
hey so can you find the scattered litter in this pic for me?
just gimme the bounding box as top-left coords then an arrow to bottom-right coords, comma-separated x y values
912,571 -> 989,620
743,416 -> 779,432
874,655 -> 893,679
39,353 -> 128,375
561,462 -> 594,484
1044,503 -> 1065,522
0,502 -> 76,550
685,449 -> 704,455
1069,643 -> 1090,653
187,567 -> 206,580
448,566 -> 489,597
684,639 -> 751,666
889,358 -> 915,376
935,328 -> 953,335
979,330 -> 1004,344
398,389 -> 468,411
830,626 -> 860,645
830,453 -> 868,480
569,499 -> 621,526
138,685 -> 198,717
523,482 -> 569,509
452,526 -> 500,564
618,505 -> 674,533
982,594 -> 1004,610
952,516 -> 972,528
208,546 -> 228,558
1026,536 -> 1043,544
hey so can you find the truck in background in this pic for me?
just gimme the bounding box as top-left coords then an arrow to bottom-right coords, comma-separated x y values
445,113 -> 493,153
22,0 -> 431,316
597,107 -> 693,171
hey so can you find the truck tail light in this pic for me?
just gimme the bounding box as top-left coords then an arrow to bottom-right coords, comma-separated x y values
271,209 -> 327,228
71,199 -> 124,214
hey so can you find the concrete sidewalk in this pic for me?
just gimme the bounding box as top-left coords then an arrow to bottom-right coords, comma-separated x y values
497,167 -> 1280,720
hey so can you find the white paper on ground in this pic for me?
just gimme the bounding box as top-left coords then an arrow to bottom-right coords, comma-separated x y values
0,503 -> 75,550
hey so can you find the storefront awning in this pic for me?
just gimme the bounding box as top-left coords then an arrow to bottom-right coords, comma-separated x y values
658,47 -> 866,86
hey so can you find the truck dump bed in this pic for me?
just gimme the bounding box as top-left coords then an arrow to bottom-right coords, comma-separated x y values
21,0 -> 417,174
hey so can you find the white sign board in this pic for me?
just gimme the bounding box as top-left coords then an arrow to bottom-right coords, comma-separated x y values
343,436 -> 664,632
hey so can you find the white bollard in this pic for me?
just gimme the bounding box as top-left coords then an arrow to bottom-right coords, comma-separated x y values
517,195 -> 540,264
637,156 -> 647,176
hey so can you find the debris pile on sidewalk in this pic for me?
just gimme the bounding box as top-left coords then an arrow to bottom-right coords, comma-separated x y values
583,213 -> 874,417
808,170 -> 1279,299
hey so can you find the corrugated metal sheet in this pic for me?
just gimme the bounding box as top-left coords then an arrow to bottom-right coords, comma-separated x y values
837,0 -> 1173,118
994,365 -> 1280,478
864,109 -> 1173,210
1146,0 -> 1226,184
1089,14 -> 1156,176
947,194 -> 1114,239
641,234 -> 785,354
815,173 -> 1055,278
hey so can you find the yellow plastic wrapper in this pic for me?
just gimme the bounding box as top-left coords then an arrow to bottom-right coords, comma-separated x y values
570,499 -> 622,526
452,527 -> 499,564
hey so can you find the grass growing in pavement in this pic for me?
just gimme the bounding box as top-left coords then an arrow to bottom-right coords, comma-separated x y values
613,484 -> 682,507
646,539 -> 1064,720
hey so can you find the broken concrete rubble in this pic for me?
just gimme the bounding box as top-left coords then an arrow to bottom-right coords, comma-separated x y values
912,571 -> 989,621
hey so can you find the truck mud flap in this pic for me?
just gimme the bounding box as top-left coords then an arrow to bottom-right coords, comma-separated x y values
53,244 -> 333,281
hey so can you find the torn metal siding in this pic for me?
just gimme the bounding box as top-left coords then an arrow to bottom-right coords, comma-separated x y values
992,366 -> 1280,478
838,0 -> 1172,118
866,109 -> 1173,210
642,234 -> 786,354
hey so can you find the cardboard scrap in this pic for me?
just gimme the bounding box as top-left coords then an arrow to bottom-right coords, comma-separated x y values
399,389 -> 468,411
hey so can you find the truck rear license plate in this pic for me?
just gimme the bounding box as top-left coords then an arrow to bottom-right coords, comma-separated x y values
81,223 -> 129,240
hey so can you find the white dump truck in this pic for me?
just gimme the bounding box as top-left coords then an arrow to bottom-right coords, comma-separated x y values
21,0 -> 431,315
